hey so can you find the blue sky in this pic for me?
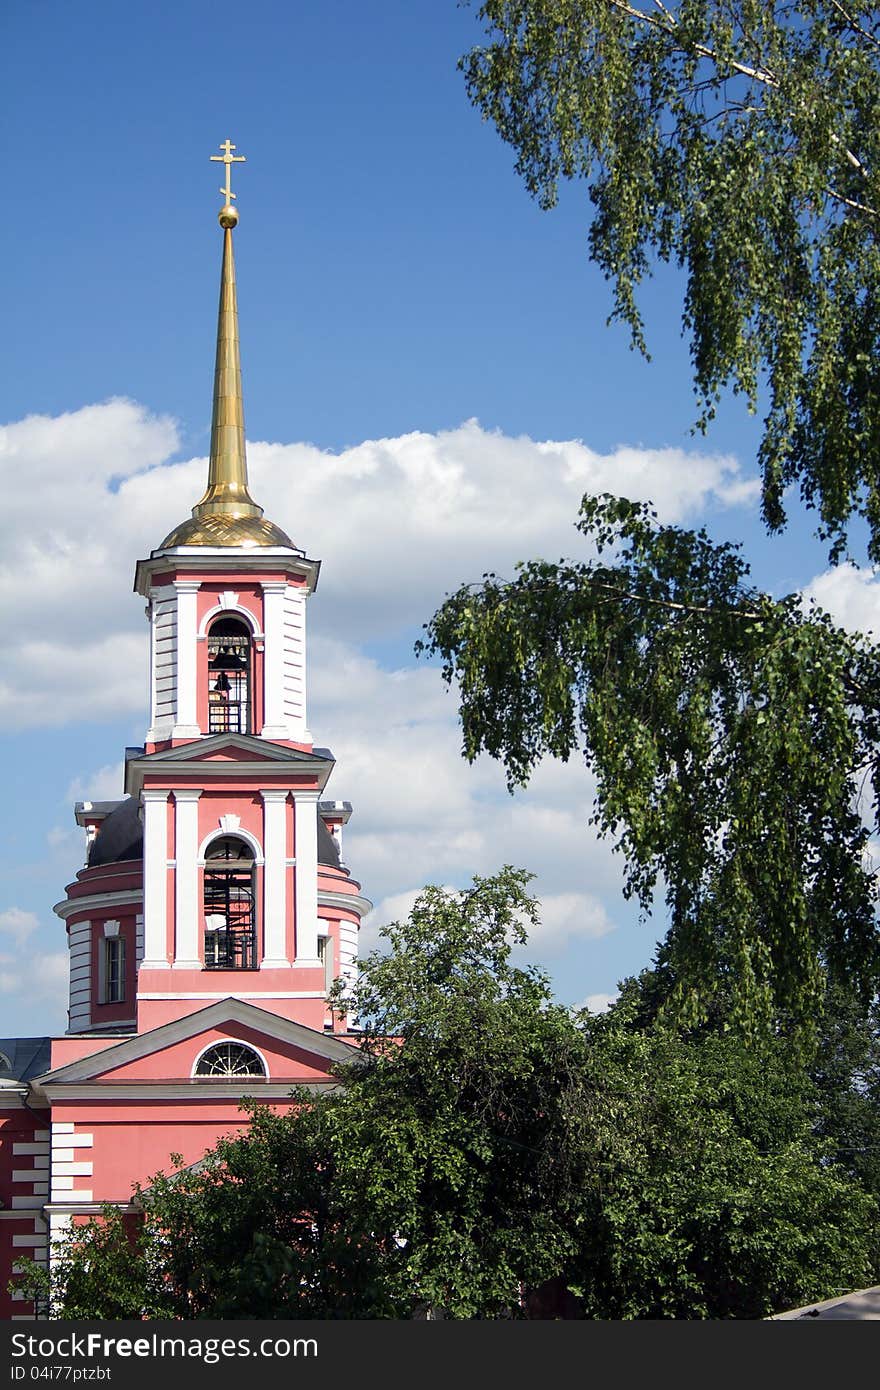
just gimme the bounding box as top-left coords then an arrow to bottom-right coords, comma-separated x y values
2,0 -> 875,1038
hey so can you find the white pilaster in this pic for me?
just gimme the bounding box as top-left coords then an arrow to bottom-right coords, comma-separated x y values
172,580 -> 201,738
141,790 -> 170,969
260,581 -> 290,739
50,1123 -> 93,1203
173,789 -> 202,967
147,586 -> 177,743
67,920 -> 92,1033
293,792 -> 320,963
261,790 -> 290,967
282,585 -> 310,742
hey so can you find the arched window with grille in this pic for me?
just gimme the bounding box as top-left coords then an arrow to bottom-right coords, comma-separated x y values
207,616 -> 252,734
203,835 -> 257,970
194,1041 -> 266,1077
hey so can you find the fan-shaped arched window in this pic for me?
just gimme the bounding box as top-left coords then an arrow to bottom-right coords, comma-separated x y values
203,835 -> 257,970
208,616 -> 252,734
194,1041 -> 266,1078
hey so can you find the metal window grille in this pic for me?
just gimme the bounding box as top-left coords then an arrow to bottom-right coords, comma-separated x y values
195,1041 -> 266,1077
104,937 -> 125,1003
203,838 -> 257,970
208,620 -> 251,735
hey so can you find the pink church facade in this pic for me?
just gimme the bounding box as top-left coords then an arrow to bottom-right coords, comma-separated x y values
0,150 -> 370,1318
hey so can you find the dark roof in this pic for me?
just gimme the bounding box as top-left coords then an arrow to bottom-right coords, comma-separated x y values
88,797 -> 143,867
86,793 -> 341,869
0,1037 -> 51,1083
317,815 -> 340,869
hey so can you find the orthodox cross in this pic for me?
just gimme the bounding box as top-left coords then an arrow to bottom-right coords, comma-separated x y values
211,139 -> 246,204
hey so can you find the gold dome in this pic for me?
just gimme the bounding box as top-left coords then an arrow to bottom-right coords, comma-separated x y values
160,512 -> 295,549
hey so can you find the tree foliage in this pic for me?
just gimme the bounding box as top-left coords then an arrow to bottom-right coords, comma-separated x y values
463,1 -> 880,560
15,1099 -> 407,1320
420,495 -> 880,1036
568,1002 -> 877,1318
324,869 -> 588,1316
14,870 -> 878,1319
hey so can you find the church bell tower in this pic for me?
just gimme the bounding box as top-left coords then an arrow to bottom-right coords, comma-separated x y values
58,142 -> 369,1038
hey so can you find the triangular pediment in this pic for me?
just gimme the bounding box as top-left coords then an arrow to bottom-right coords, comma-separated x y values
34,999 -> 358,1086
135,735 -> 333,766
125,737 -> 336,796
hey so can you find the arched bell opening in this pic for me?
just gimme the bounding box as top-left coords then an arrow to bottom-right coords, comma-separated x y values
207,615 -> 252,734
203,834 -> 257,970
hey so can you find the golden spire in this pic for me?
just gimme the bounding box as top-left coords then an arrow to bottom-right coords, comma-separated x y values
160,141 -> 294,549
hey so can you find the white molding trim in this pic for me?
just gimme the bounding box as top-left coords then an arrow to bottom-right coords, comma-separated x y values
68,916 -> 91,1031
261,581 -> 289,739
173,788 -> 201,967
141,789 -> 170,968
294,793 -> 319,962
198,601 -> 263,639
318,890 -> 373,919
33,997 -> 357,1084
198,825 -> 264,863
138,991 -> 326,1000
261,789 -> 289,967
54,889 -> 143,921
39,1080 -> 341,1102
172,580 -> 200,734
65,1018 -> 136,1032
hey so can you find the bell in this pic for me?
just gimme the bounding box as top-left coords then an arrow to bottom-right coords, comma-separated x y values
213,671 -> 231,694
210,645 -> 244,671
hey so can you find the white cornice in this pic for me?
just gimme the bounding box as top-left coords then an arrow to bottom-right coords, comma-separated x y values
125,737 -> 335,798
137,991 -> 326,1000
318,890 -> 372,919
43,1202 -> 133,1217
67,1018 -> 136,1034
133,734 -> 332,765
134,551 -> 321,599
0,1087 -> 29,1107
72,864 -> 144,888
54,889 -> 143,921
36,1079 -> 341,1101
129,765 -> 334,795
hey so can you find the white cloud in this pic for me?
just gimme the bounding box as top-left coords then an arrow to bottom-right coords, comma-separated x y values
575,992 -> 619,1014
66,762 -> 126,804
359,887 -> 434,954
359,885 -> 614,961
0,949 -> 69,1017
0,400 -> 180,644
0,635 -> 146,729
0,908 -> 40,946
33,952 -> 71,1005
0,403 -> 759,725
533,892 -> 615,952
259,424 -> 756,642
802,563 -> 880,636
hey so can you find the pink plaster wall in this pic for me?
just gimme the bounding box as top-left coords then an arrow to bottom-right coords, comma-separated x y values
56,1100 -> 304,1203
137,993 -> 328,1032
89,914 -> 138,1027
96,1021 -> 343,1082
